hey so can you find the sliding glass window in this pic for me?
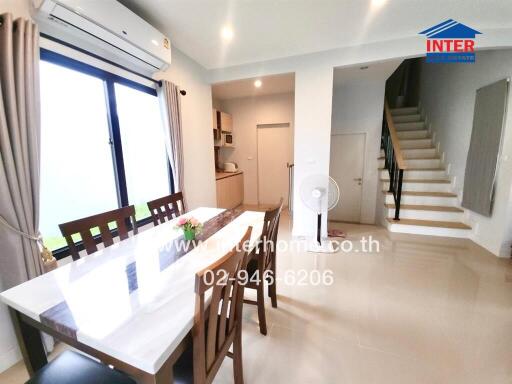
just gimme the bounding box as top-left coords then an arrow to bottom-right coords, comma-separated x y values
39,50 -> 173,256
115,83 -> 170,219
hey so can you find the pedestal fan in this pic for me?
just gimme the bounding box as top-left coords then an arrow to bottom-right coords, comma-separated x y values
299,174 -> 340,253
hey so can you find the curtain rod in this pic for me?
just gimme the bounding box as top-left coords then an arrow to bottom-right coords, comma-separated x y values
40,32 -> 186,95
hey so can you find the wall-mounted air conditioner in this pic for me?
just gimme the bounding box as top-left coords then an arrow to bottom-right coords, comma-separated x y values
33,0 -> 172,72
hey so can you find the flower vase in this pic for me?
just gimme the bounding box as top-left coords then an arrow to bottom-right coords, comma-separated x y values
184,228 -> 196,241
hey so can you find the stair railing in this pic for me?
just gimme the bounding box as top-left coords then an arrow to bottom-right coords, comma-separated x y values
381,100 -> 407,220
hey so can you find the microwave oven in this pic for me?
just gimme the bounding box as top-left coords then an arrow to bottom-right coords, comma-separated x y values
223,133 -> 234,147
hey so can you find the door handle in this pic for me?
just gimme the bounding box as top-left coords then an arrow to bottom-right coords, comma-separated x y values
353,178 -> 362,181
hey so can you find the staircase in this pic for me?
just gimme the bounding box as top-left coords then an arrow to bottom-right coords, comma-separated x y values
379,105 -> 471,238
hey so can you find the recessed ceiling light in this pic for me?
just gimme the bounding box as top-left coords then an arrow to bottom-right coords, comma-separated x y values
254,79 -> 262,88
371,0 -> 387,7
151,39 -> 159,46
221,26 -> 234,40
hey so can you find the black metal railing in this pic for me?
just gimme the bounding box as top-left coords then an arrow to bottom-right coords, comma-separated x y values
381,102 -> 405,220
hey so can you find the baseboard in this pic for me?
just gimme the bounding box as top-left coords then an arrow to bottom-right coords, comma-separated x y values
0,345 -> 22,374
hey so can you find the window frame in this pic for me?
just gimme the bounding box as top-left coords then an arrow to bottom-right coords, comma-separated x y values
40,48 -> 175,260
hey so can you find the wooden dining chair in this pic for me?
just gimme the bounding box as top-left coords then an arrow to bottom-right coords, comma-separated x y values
243,199 -> 283,335
147,192 -> 186,226
59,205 -> 138,261
173,227 -> 253,384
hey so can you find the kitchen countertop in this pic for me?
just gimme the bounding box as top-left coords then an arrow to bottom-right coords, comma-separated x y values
215,170 -> 243,180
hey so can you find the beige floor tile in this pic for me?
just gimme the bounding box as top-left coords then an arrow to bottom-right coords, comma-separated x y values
2,211 -> 512,383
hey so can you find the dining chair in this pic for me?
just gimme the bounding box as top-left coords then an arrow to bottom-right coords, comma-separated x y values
59,205 -> 138,261
173,227 -> 253,384
147,192 -> 186,226
25,350 -> 135,384
243,199 -> 283,335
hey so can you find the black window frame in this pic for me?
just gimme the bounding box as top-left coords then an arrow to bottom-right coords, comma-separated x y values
40,48 -> 175,260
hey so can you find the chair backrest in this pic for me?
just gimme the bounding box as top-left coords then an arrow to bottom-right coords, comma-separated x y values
259,198 -> 284,271
192,227 -> 252,384
59,206 -> 138,261
147,192 -> 185,226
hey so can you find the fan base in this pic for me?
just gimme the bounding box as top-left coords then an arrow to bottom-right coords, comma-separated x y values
307,239 -> 337,253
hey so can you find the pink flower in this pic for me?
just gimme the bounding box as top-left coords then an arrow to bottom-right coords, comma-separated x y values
177,217 -> 188,226
190,218 -> 200,226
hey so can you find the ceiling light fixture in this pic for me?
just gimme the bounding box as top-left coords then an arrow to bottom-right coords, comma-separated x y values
221,26 -> 234,41
371,0 -> 387,7
254,79 -> 262,88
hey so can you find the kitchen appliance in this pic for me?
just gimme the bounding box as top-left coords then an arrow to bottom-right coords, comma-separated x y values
223,133 -> 234,147
223,162 -> 238,173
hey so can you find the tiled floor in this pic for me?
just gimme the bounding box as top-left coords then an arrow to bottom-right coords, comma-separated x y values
2,212 -> 512,383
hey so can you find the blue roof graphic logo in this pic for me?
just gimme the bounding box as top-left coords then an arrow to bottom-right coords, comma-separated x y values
419,19 -> 481,39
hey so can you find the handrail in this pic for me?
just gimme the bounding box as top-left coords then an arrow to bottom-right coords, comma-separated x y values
381,100 -> 406,220
384,101 -> 407,170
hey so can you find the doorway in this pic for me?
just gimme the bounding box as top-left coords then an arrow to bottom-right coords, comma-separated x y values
257,123 -> 293,206
329,133 -> 365,222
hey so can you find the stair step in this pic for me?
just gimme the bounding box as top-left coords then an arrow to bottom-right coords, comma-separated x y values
379,167 -> 445,171
386,218 -> 471,230
402,148 -> 438,158
379,155 -> 440,160
393,114 -> 422,123
380,168 -> 447,180
385,204 -> 463,212
400,138 -> 433,149
397,130 -> 430,139
391,107 -> 419,116
384,191 -> 457,197
380,178 -> 450,184
395,122 -> 425,131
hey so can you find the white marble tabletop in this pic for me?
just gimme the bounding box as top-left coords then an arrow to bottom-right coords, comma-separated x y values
0,207 -> 264,375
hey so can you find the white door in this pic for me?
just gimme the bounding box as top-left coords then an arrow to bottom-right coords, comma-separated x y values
329,133 -> 365,222
257,125 -> 293,206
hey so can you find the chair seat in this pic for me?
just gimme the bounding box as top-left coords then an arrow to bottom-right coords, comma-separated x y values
26,350 -> 135,384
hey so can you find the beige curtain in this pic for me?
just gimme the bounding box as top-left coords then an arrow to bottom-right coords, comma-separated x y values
0,13 -> 43,289
158,80 -> 187,209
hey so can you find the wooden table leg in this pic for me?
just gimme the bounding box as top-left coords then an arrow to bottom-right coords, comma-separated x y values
9,307 -> 47,377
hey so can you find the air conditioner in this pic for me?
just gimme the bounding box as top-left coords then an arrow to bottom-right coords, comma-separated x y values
33,0 -> 172,71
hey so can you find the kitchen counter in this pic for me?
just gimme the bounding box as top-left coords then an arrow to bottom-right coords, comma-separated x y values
215,170 -> 243,180
215,171 -> 244,209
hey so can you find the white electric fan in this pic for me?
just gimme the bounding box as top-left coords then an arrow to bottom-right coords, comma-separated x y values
299,174 -> 340,253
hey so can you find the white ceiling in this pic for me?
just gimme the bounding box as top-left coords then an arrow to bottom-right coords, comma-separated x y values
212,73 -> 295,100
119,0 -> 512,69
333,59 -> 403,87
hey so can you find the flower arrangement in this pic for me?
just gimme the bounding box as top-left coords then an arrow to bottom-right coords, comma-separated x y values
175,217 -> 203,240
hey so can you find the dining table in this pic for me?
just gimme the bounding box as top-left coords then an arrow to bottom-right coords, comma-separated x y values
0,207 -> 265,384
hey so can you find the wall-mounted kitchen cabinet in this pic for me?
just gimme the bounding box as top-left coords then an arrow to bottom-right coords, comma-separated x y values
220,111 -> 233,133
212,108 -> 222,145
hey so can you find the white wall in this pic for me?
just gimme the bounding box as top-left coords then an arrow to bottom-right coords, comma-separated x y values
293,64 -> 334,237
419,49 -> 512,257
0,0 -> 216,373
330,61 -> 400,224
155,50 -> 217,209
331,83 -> 384,224
217,93 -> 294,205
